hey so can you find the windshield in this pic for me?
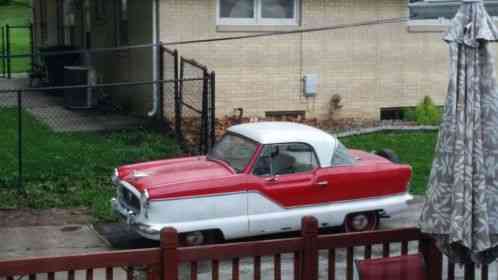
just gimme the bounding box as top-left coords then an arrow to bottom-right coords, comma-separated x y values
208,133 -> 258,173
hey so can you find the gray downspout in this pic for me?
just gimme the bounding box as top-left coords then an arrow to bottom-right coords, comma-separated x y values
148,0 -> 160,117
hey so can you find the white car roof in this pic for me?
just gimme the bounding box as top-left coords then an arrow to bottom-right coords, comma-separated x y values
228,122 -> 336,167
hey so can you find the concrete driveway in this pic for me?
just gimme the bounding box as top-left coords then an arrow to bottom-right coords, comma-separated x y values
97,196 -> 491,280
1,197 -> 484,279
93,196 -> 427,280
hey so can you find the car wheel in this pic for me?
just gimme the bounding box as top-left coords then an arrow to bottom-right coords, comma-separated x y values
182,231 -> 205,246
375,149 -> 400,164
180,230 -> 223,246
344,212 -> 379,232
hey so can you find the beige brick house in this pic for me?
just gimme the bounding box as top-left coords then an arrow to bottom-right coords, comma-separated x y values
31,0 -> 496,121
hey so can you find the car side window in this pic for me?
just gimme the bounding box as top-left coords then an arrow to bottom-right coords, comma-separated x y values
331,141 -> 355,166
253,143 -> 319,176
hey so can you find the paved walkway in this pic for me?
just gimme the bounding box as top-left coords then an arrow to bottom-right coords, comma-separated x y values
0,78 -> 143,132
0,225 -> 108,260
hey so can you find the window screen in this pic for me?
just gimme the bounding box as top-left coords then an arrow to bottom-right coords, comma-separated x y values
220,0 -> 255,18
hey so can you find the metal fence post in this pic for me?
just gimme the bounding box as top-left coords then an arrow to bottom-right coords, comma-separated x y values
201,68 -> 209,155
29,24 -> 34,74
158,44 -> 165,126
1,26 -> 5,78
301,216 -> 318,280
17,90 -> 24,194
161,228 -> 178,280
177,57 -> 185,151
174,51 -> 180,140
6,24 -> 11,79
210,71 -> 216,149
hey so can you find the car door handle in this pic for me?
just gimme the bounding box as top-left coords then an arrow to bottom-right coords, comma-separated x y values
315,181 -> 328,188
265,176 -> 279,184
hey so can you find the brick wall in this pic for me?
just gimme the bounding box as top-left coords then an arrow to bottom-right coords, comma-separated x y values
159,0 -> 453,120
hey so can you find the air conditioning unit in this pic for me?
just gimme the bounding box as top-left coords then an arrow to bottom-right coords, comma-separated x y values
63,66 -> 98,109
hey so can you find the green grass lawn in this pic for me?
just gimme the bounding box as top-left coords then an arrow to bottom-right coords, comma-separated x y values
340,131 -> 438,195
0,106 -> 437,221
0,108 -> 181,221
0,0 -> 32,73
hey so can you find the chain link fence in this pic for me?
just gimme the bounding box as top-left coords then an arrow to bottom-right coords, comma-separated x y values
0,24 -> 33,78
159,48 -> 216,156
0,43 -> 216,210
177,57 -> 215,155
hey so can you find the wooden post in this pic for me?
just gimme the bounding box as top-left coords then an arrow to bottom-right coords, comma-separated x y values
464,263 -> 475,280
161,227 -> 178,280
301,216 -> 319,280
420,237 -> 443,280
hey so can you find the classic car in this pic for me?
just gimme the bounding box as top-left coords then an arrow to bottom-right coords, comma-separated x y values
111,122 -> 412,245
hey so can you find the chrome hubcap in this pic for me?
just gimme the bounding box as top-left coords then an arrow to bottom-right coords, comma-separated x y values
351,214 -> 369,230
185,231 -> 205,246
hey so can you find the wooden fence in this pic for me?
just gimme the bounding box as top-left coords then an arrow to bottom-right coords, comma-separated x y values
0,216 -> 487,280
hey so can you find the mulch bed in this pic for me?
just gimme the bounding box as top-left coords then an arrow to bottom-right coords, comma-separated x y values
0,208 -> 92,228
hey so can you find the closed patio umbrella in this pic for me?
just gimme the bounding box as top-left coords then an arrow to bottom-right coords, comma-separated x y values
419,0 -> 498,264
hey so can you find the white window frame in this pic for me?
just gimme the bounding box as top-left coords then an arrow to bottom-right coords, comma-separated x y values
217,0 -> 299,26
408,0 -> 498,31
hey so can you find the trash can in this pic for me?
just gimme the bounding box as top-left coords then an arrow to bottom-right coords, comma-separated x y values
39,46 -> 81,93
64,66 -> 98,110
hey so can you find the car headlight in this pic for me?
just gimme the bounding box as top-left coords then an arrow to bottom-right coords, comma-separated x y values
112,168 -> 119,184
141,189 -> 150,218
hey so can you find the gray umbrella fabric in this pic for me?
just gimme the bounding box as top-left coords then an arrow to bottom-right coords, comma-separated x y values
418,0 -> 498,265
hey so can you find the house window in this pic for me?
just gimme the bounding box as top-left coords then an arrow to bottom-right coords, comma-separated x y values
39,0 -> 48,44
408,0 -> 498,31
63,0 -> 76,46
217,0 -> 299,26
115,0 -> 128,46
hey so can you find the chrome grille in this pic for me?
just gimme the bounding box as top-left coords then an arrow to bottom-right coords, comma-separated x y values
118,185 -> 141,213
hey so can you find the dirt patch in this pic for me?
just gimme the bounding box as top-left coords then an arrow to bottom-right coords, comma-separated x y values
0,208 -> 92,227
215,115 -> 418,138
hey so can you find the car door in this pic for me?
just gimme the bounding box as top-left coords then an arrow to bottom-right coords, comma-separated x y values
248,143 -> 323,235
315,142 -> 376,203
311,142 -> 374,226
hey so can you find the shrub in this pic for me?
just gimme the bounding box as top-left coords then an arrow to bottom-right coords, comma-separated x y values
328,94 -> 343,121
0,0 -> 11,5
401,107 -> 416,122
415,96 -> 442,125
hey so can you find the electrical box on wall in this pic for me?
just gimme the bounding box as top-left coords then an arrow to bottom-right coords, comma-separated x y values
304,74 -> 318,97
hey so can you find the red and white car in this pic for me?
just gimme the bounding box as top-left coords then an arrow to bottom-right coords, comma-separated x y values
111,122 -> 412,245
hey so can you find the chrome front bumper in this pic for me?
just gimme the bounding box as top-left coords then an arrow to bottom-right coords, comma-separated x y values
111,197 -> 161,240
111,197 -> 137,225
